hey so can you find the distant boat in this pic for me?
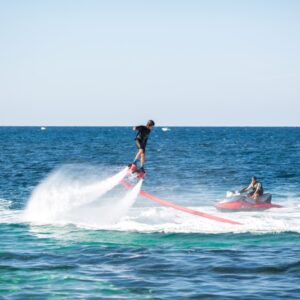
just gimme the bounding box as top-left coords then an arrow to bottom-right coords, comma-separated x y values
162,127 -> 170,132
41,127 -> 46,130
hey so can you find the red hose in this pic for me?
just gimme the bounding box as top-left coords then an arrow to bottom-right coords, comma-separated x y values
121,179 -> 242,225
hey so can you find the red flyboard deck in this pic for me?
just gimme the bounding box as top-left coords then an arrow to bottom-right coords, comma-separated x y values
121,180 -> 242,225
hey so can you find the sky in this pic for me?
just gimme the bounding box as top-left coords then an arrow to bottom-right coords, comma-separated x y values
0,0 -> 299,126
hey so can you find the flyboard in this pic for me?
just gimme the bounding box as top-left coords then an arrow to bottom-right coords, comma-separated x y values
122,168 -> 242,225
128,163 -> 145,179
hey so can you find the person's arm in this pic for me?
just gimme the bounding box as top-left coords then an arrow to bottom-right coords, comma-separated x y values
240,183 -> 252,193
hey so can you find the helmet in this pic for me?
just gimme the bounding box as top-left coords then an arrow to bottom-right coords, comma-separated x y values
147,120 -> 155,127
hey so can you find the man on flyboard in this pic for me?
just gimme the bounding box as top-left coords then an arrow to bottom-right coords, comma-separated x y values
128,120 -> 155,179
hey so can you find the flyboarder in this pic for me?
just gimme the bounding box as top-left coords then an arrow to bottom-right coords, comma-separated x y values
128,120 -> 155,177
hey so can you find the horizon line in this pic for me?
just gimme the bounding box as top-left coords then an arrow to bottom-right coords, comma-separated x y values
0,125 -> 299,128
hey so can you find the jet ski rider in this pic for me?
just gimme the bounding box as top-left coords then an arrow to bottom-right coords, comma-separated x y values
240,176 -> 264,203
130,120 -> 155,173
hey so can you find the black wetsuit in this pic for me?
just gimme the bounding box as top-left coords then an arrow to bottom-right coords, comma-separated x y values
134,126 -> 151,152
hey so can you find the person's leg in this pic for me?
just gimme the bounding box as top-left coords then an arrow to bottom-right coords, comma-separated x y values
133,139 -> 143,164
134,149 -> 143,163
255,189 -> 263,203
253,193 -> 259,203
140,151 -> 145,167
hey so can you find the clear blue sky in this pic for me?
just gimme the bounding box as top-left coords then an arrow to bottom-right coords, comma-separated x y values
0,0 -> 299,126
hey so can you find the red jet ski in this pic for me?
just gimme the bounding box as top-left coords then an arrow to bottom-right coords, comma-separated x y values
215,192 -> 282,212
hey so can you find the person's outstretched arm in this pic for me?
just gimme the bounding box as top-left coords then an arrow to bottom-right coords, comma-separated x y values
240,183 -> 252,193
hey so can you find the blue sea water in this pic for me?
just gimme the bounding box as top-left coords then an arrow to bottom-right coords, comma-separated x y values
0,127 -> 300,299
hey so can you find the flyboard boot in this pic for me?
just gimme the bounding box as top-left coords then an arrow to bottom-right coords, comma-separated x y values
128,162 -> 138,173
128,162 -> 146,179
136,167 -> 146,179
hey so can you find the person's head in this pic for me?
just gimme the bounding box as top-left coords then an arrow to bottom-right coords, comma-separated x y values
252,176 -> 257,183
147,120 -> 155,129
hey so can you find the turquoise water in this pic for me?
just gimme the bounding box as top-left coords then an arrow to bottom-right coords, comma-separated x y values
0,127 -> 300,299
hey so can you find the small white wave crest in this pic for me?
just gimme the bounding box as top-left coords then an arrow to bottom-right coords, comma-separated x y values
0,198 -> 22,224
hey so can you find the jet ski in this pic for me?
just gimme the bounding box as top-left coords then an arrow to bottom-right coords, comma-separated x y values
215,191 -> 282,212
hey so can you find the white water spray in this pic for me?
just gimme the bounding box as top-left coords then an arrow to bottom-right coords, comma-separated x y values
23,165 -> 135,225
66,179 -> 144,228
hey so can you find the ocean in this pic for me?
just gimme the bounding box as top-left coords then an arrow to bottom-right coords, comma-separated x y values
0,127 -> 299,299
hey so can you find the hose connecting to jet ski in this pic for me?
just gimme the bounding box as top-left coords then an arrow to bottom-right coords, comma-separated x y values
121,179 -> 242,225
